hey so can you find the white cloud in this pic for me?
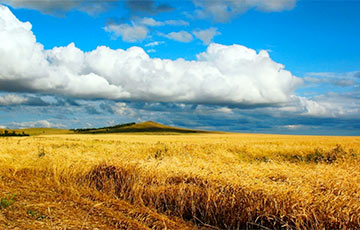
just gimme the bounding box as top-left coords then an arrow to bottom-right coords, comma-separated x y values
215,107 -> 233,114
0,125 -> 6,129
11,120 -> 63,128
138,17 -> 164,27
280,96 -> 331,117
112,102 -> 127,115
194,105 -> 234,115
104,23 -> 148,42
112,102 -> 136,117
147,49 -> 156,53
164,19 -> 189,26
193,0 -> 297,22
298,97 -> 330,117
104,17 -> 189,42
283,125 -> 303,130
279,94 -> 360,118
193,27 -> 220,45
162,31 -> 193,43
0,5 -> 302,106
137,17 -> 189,27
145,41 -> 164,47
0,94 -> 27,105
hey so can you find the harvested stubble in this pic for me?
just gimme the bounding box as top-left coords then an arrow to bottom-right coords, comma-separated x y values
0,134 -> 360,229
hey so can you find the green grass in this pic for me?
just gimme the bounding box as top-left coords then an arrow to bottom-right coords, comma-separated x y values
0,194 -> 16,209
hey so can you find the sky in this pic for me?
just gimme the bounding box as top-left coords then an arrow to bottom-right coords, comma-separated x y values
0,0 -> 359,135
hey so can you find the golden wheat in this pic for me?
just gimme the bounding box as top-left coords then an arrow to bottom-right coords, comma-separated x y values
0,134 -> 359,229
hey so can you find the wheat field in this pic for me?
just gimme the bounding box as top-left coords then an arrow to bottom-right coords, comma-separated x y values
1,133 -> 360,229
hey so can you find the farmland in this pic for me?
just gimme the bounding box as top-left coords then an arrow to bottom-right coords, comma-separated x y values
1,133 -> 360,229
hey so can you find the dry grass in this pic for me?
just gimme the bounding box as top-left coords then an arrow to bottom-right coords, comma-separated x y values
0,133 -> 360,229
14,128 -> 74,136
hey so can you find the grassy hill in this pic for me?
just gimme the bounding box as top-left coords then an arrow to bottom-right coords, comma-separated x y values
1,121 -> 214,136
15,128 -> 74,136
72,121 -> 214,134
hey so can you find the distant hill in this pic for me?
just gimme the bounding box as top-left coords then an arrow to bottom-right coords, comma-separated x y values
1,121 -> 215,136
15,128 -> 73,136
72,121 -> 213,134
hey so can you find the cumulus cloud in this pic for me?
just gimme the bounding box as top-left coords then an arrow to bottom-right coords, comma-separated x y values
0,94 -> 27,105
297,97 -> 332,117
193,0 -> 297,22
0,5 -> 302,106
279,94 -> 360,118
193,27 -> 220,45
162,31 -> 193,42
280,96 -> 331,117
104,23 -> 148,42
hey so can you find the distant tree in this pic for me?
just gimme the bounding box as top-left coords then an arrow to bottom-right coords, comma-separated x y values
0,130 -> 29,137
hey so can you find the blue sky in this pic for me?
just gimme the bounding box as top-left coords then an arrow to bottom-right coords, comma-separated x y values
0,0 -> 359,135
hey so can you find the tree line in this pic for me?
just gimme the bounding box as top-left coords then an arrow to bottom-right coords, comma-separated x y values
71,122 -> 136,133
0,130 -> 30,137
